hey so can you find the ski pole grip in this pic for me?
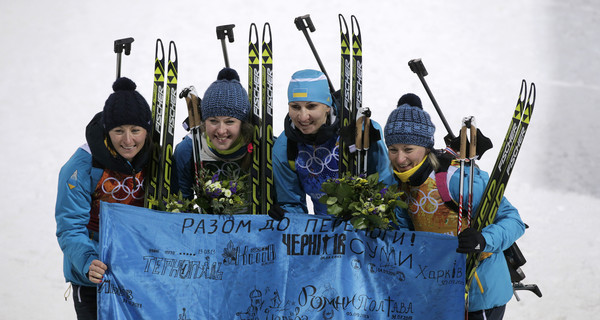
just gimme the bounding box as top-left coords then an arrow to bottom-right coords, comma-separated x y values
407,58 -> 456,141
114,37 -> 134,79
294,15 -> 335,93
459,126 -> 468,160
363,117 -> 371,150
216,25 -> 235,68
469,120 -> 477,159
216,24 -> 235,42
114,37 -> 134,55
408,58 -> 428,77
294,15 -> 315,32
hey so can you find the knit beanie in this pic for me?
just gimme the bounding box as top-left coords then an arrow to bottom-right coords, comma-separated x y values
384,93 -> 436,148
201,68 -> 250,122
102,77 -> 152,132
287,69 -> 333,107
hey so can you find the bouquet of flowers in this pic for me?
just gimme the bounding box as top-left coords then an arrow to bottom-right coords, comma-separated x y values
166,166 -> 250,215
319,172 -> 407,230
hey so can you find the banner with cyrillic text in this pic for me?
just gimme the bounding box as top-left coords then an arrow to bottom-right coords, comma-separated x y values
98,202 -> 465,319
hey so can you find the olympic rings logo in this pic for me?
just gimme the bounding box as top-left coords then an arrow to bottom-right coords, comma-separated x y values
101,176 -> 144,201
407,188 -> 440,215
203,162 -> 242,180
296,145 -> 339,175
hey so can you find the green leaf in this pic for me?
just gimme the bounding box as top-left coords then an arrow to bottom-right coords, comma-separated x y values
352,217 -> 368,230
326,196 -> 338,205
319,195 -> 329,204
367,172 -> 380,185
320,181 -> 338,194
338,183 -> 354,198
328,204 -> 343,216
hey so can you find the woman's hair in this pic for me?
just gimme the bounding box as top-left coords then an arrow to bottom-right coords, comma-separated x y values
428,149 -> 440,171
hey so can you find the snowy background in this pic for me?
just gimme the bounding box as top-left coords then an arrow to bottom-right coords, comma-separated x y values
1,0 -> 599,318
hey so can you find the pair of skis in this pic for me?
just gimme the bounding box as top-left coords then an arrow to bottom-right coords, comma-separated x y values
339,14 -> 370,177
464,80 -> 536,307
248,23 -> 274,215
294,14 -> 370,177
144,39 -> 178,210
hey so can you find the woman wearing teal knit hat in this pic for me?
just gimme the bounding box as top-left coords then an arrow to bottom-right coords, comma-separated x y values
271,69 -> 391,216
384,93 -> 525,320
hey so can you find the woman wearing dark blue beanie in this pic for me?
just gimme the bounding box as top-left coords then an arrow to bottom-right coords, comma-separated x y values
173,67 -> 253,202
383,93 -> 525,320
272,69 -> 391,216
55,77 -> 152,319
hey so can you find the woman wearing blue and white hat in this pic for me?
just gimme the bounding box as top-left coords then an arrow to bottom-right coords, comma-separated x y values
272,69 -> 390,216
384,93 -> 525,320
173,67 -> 254,200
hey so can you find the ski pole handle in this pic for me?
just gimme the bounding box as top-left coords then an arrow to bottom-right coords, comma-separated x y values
408,58 -> 456,143
114,37 -> 134,79
216,24 -> 235,68
294,15 -> 336,93
468,118 -> 477,159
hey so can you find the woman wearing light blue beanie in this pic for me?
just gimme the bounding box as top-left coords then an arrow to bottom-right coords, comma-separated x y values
384,93 -> 525,320
271,69 -> 391,216
173,68 -> 254,201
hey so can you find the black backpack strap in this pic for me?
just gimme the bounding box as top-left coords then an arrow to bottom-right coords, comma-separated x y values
286,139 -> 298,171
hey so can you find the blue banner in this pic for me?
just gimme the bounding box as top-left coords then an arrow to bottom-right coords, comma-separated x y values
98,202 -> 465,319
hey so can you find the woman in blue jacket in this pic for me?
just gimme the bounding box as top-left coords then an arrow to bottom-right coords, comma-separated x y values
272,69 -> 390,215
383,93 -> 525,320
173,68 -> 253,203
55,77 -> 152,320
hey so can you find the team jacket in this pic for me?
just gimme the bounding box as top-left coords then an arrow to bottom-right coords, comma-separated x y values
385,159 -> 526,312
273,119 -> 391,215
55,112 -> 150,286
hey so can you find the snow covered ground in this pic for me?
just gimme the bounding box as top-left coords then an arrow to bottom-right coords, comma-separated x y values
1,0 -> 598,318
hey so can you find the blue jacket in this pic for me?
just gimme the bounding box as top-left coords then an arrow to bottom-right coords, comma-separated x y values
55,146 -> 103,286
386,162 -> 525,312
55,112 -> 150,286
273,120 -> 391,215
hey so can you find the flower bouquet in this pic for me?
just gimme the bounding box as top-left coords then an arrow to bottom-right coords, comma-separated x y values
166,166 -> 250,215
318,172 -> 407,230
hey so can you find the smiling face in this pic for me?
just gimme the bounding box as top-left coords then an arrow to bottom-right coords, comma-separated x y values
108,125 -> 147,161
388,143 -> 428,172
204,116 -> 242,151
288,101 -> 330,135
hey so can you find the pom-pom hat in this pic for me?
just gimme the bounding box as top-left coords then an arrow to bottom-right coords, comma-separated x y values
201,68 -> 250,122
102,77 -> 152,132
287,69 -> 333,107
384,93 -> 436,149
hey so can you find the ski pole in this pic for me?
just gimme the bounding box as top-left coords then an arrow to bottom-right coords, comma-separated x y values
294,14 -> 336,93
216,24 -> 235,68
179,87 -> 204,204
457,121 -> 468,234
114,37 -> 134,79
408,58 -> 456,146
355,108 -> 371,176
466,117 -> 477,228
